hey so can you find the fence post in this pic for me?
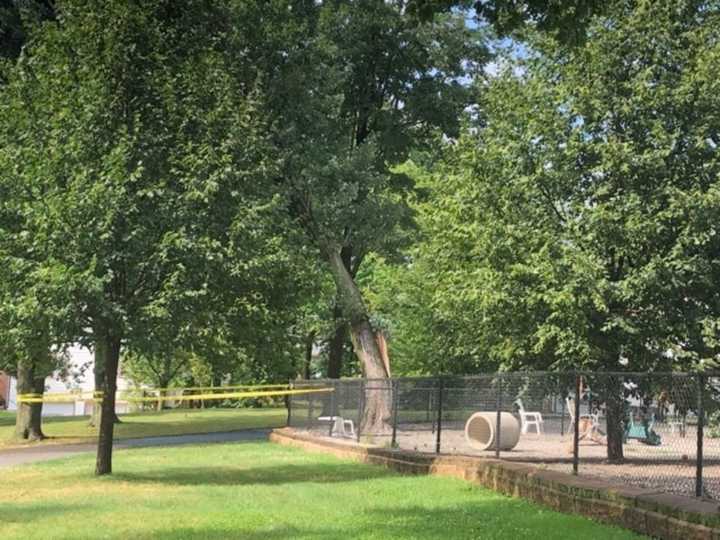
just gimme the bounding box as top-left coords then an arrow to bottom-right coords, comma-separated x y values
286,379 -> 293,427
573,373 -> 581,475
307,386 -> 314,429
357,380 -> 365,443
559,377 -> 565,436
391,379 -> 399,448
696,373 -> 705,498
435,378 -> 444,454
328,381 -> 336,437
495,373 -> 503,459
427,385 -> 432,423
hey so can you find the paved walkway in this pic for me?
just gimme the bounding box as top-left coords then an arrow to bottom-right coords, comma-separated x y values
0,430 -> 269,468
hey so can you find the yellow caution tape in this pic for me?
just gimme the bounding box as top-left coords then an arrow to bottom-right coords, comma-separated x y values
17,387 -> 329,404
123,387 -> 330,403
17,395 -> 103,404
17,384 -> 289,403
139,383 -> 290,392
119,383 -> 290,395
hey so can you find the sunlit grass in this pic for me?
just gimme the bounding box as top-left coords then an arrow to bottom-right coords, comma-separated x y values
0,408 -> 286,447
1,441 -> 643,540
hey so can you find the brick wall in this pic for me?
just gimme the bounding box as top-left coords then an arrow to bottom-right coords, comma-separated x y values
270,428 -> 720,540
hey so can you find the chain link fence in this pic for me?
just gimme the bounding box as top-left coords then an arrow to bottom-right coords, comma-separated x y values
288,372 -> 720,499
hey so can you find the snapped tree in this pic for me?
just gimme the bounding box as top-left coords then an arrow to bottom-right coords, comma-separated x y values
238,0 -> 609,432
236,0 -> 487,433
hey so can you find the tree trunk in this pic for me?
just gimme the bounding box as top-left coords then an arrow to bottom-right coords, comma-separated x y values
327,304 -> 345,379
14,358 -> 45,441
89,346 -> 103,427
303,330 -> 316,380
90,342 -> 121,426
95,334 -> 121,476
605,390 -> 625,462
324,246 -> 391,434
156,373 -> 172,412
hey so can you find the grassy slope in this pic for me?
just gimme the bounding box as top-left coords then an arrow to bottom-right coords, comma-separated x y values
0,408 -> 286,447
1,441 -> 643,540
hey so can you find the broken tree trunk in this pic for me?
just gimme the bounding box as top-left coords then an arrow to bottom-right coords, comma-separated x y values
325,246 -> 391,435
327,306 -> 346,379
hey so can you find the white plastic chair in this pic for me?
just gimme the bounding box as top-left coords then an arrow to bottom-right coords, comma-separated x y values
515,399 -> 543,434
318,416 -> 356,438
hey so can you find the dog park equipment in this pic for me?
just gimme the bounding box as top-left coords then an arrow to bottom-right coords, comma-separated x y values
318,416 -> 356,438
515,399 -> 544,434
566,398 -> 604,444
624,414 -> 662,446
464,412 -> 520,451
667,413 -> 687,437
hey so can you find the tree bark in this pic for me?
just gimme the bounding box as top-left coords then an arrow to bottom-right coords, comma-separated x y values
90,342 -> 121,426
303,330 -> 316,380
14,357 -> 45,441
605,389 -> 625,462
95,333 -> 121,476
327,307 -> 346,379
88,345 -> 104,427
155,372 -> 172,412
324,246 -> 391,434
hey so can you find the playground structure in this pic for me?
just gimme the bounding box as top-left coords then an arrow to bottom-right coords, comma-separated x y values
624,413 -> 662,446
464,412 -> 520,451
289,371 -> 720,500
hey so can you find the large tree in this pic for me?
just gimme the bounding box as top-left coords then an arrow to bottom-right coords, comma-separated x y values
0,0 -> 282,474
231,0 -> 488,433
395,0 -> 720,459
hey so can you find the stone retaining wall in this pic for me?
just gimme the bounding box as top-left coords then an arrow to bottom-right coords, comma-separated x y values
270,428 -> 720,540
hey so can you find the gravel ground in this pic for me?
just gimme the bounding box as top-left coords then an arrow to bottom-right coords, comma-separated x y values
299,421 -> 720,499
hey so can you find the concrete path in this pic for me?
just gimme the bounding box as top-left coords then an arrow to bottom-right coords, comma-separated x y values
0,429 -> 269,468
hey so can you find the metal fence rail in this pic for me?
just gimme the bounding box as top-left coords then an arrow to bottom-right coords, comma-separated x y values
289,372 -> 720,500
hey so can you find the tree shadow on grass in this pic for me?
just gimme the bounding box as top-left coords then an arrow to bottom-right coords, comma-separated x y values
139,500 -> 637,540
1,503 -> 86,525
112,462 -> 398,487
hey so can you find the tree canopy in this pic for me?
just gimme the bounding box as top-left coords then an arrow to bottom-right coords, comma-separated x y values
0,0 -> 303,472
3,0 -> 719,469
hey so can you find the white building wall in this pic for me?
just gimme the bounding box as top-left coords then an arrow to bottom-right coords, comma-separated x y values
7,378 -> 17,411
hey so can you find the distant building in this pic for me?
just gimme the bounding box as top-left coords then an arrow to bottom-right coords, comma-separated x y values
4,345 -> 134,417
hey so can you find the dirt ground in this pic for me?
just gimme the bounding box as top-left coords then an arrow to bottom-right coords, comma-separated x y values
300,418 -> 720,499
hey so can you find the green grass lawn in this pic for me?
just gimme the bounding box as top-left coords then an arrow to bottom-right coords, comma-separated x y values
1,441 -> 643,539
0,408 -> 286,447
